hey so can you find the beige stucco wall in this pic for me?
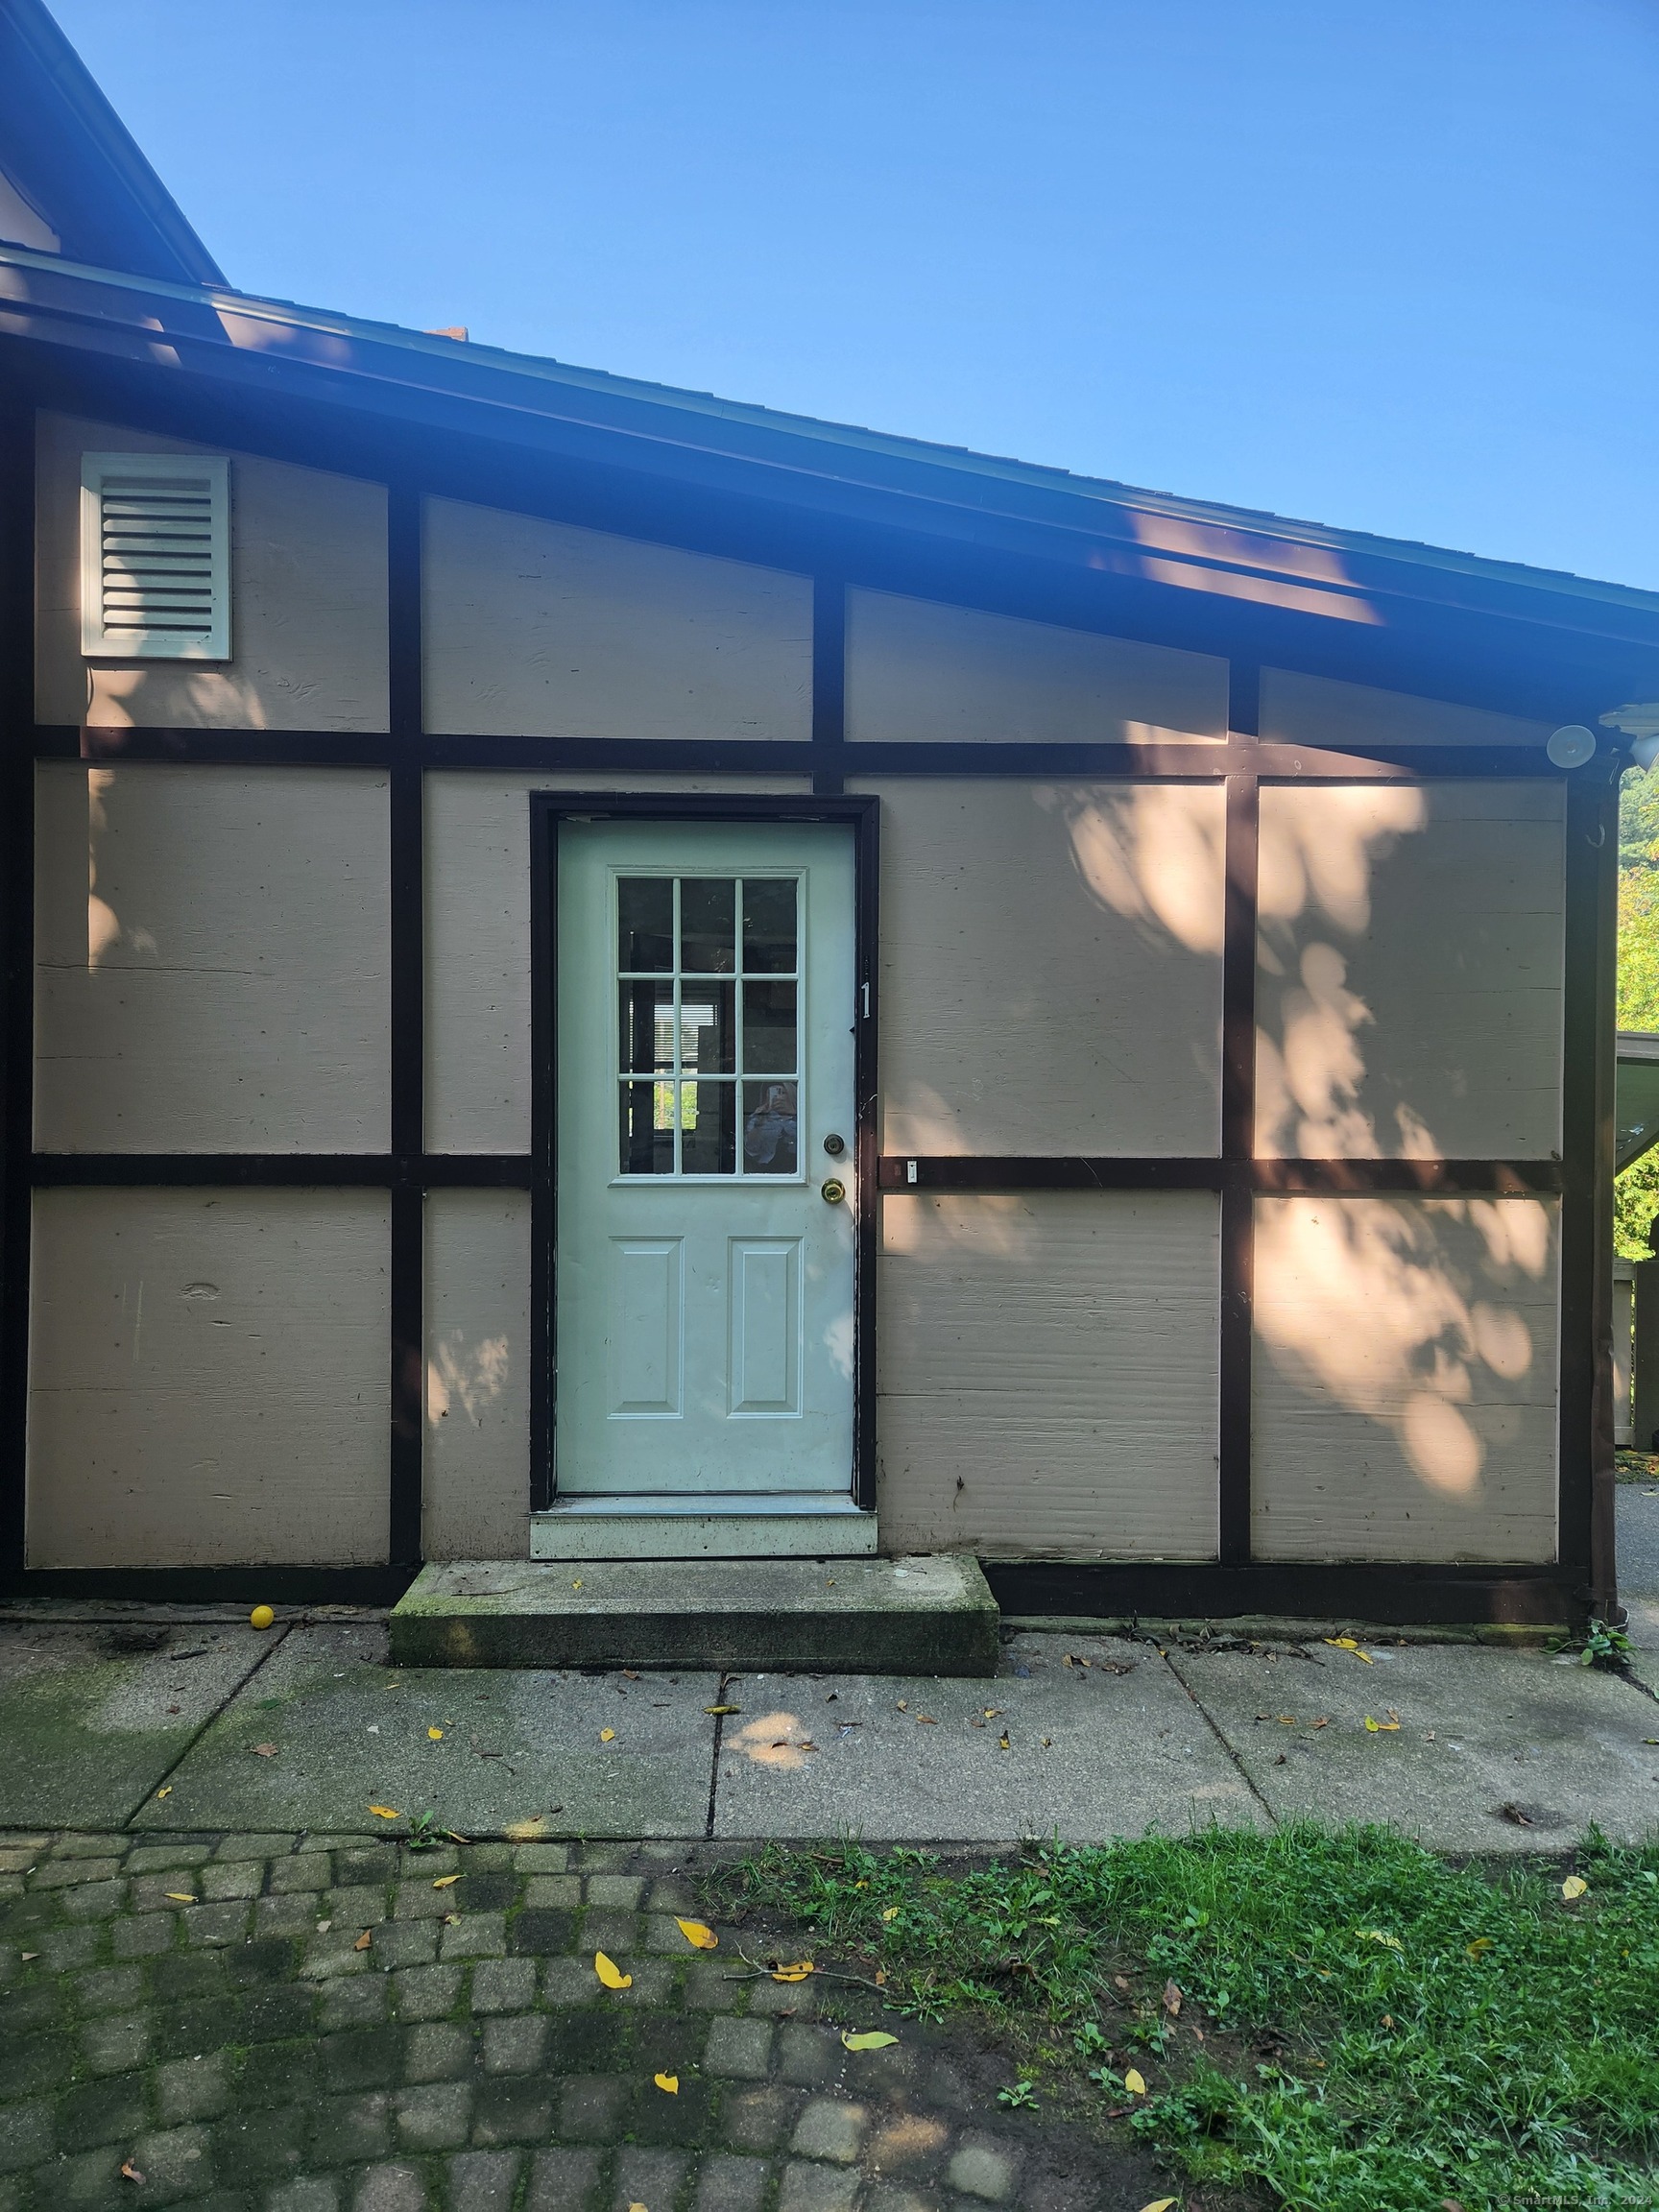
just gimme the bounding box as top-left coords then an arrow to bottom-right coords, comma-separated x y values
27,1187 -> 391,1568
1256,781 -> 1564,1160
424,1190 -> 532,1559
846,588 -> 1228,745
1251,1194 -> 1559,1562
424,770 -> 812,1153
35,762 -> 391,1152
853,777 -> 1225,1156
422,498 -> 813,741
36,411 -> 389,732
877,1190 -> 1220,1557
1260,668 -> 1553,752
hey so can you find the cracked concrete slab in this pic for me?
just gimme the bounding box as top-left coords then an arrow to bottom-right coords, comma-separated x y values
132,1623 -> 722,1838
0,1620 -> 276,1828
711,1630 -> 1267,1842
1170,1636 -> 1659,1852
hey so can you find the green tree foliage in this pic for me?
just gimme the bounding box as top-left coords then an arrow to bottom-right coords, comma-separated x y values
1617,771 -> 1659,1256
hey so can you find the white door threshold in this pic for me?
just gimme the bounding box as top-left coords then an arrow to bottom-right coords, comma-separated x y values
530,1493 -> 878,1560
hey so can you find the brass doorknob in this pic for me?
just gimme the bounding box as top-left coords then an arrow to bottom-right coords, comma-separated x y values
820,1178 -> 847,1205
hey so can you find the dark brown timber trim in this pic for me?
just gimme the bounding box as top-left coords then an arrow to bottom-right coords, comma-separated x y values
528,801 -> 555,1512
4,1566 -> 418,1607
528,793 -> 881,1517
985,1559 -> 1583,1627
30,1155 -> 533,1188
37,724 -> 1567,783
1218,743 -> 1259,1568
387,481 -> 424,1569
811,575 -> 847,795
1559,765 -> 1621,1615
0,390 -> 35,1587
876,1157 -> 1565,1194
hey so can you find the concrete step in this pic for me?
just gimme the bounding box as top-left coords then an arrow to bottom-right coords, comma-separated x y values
388,1553 -> 1000,1676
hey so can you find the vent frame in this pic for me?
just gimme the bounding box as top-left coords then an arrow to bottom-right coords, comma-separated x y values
80,450 -> 231,661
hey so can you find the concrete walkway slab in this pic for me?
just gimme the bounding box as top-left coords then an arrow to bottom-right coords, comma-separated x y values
1170,1637 -> 1659,1852
0,1621 -> 275,1828
1618,1481 -> 1659,1599
712,1630 -> 1267,1841
133,1623 -> 721,1838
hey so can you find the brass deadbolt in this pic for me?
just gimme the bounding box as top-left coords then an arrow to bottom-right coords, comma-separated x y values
820,1178 -> 847,1205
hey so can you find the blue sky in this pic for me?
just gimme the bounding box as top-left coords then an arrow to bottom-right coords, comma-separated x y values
51,0 -> 1659,589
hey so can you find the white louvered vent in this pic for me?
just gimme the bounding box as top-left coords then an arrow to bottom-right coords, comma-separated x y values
80,451 -> 231,660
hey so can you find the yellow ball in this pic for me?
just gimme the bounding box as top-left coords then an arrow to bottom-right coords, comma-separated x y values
249,1603 -> 275,1630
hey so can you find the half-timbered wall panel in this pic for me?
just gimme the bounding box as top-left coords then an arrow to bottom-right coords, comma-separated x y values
424,771 -> 813,1153
878,1190 -> 1221,1557
852,778 -> 1225,1155
845,588 -> 1229,745
1256,781 -> 1564,1160
26,1188 -> 391,1568
423,1190 -> 532,1559
1260,667 -> 1554,752
422,498 -> 813,740
36,411 -> 390,732
1251,1194 -> 1559,1562
35,762 -> 392,1152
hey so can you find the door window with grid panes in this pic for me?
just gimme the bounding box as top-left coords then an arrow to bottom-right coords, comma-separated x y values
617,875 -> 802,1177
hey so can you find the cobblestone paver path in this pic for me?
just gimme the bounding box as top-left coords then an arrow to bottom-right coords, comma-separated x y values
0,1829 -> 1156,2212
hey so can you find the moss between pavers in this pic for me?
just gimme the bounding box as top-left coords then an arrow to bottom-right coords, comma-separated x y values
0,1829 -> 1179,2211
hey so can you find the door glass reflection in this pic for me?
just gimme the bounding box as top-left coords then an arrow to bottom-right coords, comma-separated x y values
743,1080 -> 798,1173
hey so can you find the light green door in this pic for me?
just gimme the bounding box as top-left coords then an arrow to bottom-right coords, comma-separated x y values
555,820 -> 857,1498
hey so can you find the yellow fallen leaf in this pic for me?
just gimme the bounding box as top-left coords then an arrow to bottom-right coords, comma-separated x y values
1356,1929 -> 1404,1950
704,1705 -> 741,1715
428,1727 -> 444,1741
1137,2200 -> 1178,2212
1124,2067 -> 1147,2095
571,1579 -> 582,1589
369,1806 -> 399,1820
155,1787 -> 171,1798
881,1906 -> 900,1922
654,2071 -> 679,2093
1363,1716 -> 1400,1732
771,1960 -> 815,1983
1466,1936 -> 1494,1958
1324,1636 -> 1374,1663
600,1728 -> 616,1743
998,1732 -> 1011,1750
433,1874 -> 461,1889
352,1930 -> 373,1952
676,1918 -> 718,1951
842,2030 -> 898,2050
594,1951 -> 633,1990
164,1892 -> 195,1904
1562,1875 -> 1588,1900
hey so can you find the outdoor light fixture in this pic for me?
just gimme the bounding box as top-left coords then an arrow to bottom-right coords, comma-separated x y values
1600,702 -> 1659,772
1546,724 -> 1597,768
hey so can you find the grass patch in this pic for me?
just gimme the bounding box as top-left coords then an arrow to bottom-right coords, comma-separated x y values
719,1824 -> 1659,2211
